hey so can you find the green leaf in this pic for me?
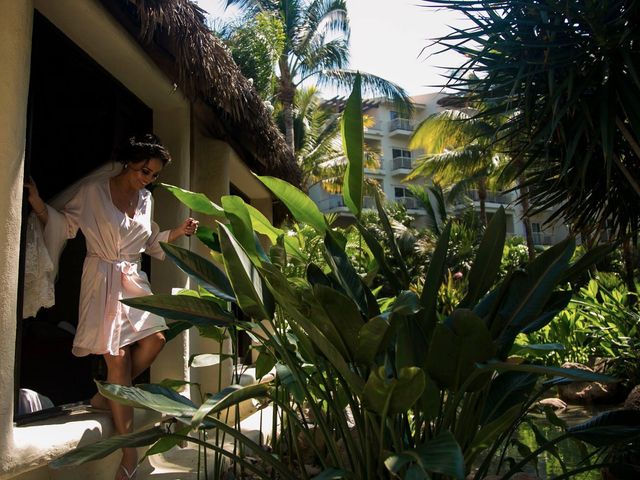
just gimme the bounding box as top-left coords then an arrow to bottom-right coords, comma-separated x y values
158,378 -> 196,393
427,309 -> 495,391
560,242 -> 617,284
246,203 -> 305,261
160,242 -> 235,301
568,409 -> 640,447
385,431 -> 465,479
189,353 -> 234,368
121,294 -> 235,325
342,73 -> 364,216
314,284 -> 365,360
160,183 -> 224,217
256,351 -> 277,379
355,221 -> 403,292
460,207 -> 506,308
276,363 -> 306,404
495,238 -> 576,354
218,223 -> 271,320
195,224 -> 221,252
472,404 -> 522,453
355,314 -> 391,365
374,190 -> 411,286
391,290 -> 421,316
191,383 -> 270,428
256,175 -> 327,233
363,366 -> 425,414
478,361 -> 619,384
222,195 -> 267,263
420,222 -> 452,335
481,371 -> 537,424
258,262 -> 364,394
144,425 -> 191,458
96,382 -> 197,418
163,320 -> 191,342
50,427 -> 165,468
511,343 -> 565,355
324,232 -> 369,315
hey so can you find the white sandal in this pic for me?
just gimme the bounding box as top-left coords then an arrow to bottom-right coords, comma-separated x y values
117,464 -> 138,480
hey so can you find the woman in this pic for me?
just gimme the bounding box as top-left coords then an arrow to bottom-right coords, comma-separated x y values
25,134 -> 198,480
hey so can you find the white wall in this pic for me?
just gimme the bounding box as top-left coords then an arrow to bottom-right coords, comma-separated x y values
0,1 -> 34,476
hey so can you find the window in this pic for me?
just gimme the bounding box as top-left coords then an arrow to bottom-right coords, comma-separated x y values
392,148 -> 412,159
394,186 -> 418,209
394,186 -> 414,199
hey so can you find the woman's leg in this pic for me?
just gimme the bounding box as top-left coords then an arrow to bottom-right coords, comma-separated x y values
91,332 -> 166,410
130,332 -> 166,379
103,348 -> 138,480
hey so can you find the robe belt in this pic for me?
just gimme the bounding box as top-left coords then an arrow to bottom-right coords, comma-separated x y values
85,252 -> 143,329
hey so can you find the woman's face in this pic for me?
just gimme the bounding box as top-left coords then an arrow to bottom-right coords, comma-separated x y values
126,158 -> 163,189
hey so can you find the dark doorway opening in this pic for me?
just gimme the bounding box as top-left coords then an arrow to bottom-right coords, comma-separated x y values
16,12 -> 153,422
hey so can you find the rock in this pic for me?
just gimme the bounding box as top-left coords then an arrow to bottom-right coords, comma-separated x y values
624,385 -> 640,410
539,397 -> 567,411
557,362 -> 619,404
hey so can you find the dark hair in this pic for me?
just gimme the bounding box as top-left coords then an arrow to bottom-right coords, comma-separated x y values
115,133 -> 172,166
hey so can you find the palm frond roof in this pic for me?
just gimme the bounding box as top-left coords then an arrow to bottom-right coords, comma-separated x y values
101,0 -> 300,185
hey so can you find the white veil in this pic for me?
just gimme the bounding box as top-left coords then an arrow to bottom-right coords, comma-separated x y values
22,161 -> 122,319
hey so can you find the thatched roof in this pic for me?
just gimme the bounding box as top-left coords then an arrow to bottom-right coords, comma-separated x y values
99,0 -> 300,185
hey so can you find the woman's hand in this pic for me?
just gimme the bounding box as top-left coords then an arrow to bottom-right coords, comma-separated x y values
168,217 -> 199,242
24,177 -> 48,224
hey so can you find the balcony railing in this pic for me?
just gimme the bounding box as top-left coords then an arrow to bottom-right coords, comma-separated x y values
316,195 -> 346,212
468,189 -> 512,204
389,118 -> 414,132
532,232 -> 553,245
395,197 -> 420,209
392,156 -> 413,171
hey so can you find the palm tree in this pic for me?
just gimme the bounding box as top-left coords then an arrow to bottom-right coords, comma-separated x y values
422,0 -> 640,247
222,0 -> 410,152
408,109 -> 510,223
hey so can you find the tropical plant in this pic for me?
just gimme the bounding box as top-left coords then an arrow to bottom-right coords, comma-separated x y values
217,11 -> 286,99
422,0 -> 640,242
50,75 -> 639,480
523,277 -> 640,389
221,0 -> 410,151
408,108 -> 510,228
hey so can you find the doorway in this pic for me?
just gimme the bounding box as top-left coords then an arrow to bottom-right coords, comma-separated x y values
16,12 -> 153,420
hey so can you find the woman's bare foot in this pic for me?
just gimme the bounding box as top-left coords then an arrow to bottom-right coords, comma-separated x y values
90,392 -> 110,410
115,448 -> 138,480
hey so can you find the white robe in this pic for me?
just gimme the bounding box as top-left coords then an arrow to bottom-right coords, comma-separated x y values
44,176 -> 170,357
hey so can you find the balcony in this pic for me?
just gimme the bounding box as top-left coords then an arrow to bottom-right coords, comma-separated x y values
316,195 -> 348,213
395,196 -> 420,210
388,118 -> 414,136
391,156 -> 413,176
364,125 -> 384,138
468,189 -> 513,204
532,232 -> 553,245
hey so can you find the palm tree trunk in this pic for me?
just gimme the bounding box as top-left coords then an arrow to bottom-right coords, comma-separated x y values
518,175 -> 536,260
278,57 -> 295,152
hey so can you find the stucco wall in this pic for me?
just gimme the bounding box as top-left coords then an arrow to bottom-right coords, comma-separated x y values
0,0 -> 34,476
1,1 -> 194,478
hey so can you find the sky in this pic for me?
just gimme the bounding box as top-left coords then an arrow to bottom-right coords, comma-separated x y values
195,0 -> 470,97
